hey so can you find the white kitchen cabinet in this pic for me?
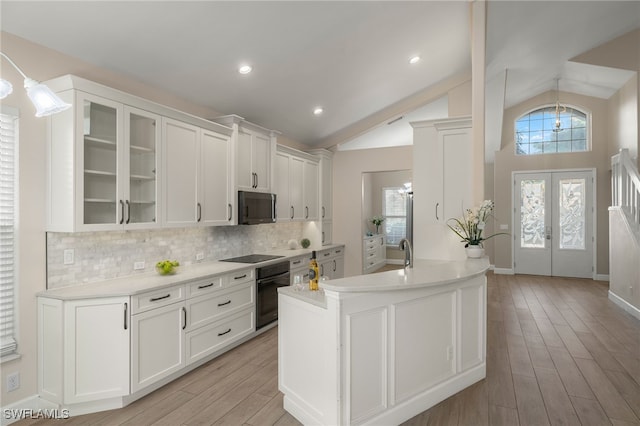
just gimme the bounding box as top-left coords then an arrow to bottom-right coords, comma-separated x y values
411,117 -> 472,259
363,235 -> 386,274
130,286 -> 186,393
308,149 -> 333,245
45,75 -> 234,232
162,118 -> 234,227
38,296 -> 130,405
274,145 -> 319,222
213,115 -> 276,193
289,254 -> 312,286
131,269 -> 254,393
317,246 -> 345,280
47,91 -> 161,231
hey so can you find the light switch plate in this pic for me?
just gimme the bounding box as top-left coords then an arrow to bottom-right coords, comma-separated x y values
63,249 -> 74,265
134,261 -> 145,270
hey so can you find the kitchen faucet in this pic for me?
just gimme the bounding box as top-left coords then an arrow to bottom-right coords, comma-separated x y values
398,238 -> 413,268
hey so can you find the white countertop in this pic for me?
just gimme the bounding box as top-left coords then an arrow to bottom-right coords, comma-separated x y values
279,257 -> 489,308
39,244 -> 344,300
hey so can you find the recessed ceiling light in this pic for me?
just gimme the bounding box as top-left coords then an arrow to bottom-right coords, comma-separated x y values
238,65 -> 252,74
409,56 -> 421,65
313,107 -> 324,116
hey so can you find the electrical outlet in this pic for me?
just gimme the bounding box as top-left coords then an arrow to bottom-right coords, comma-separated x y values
7,372 -> 19,392
196,252 -> 204,261
63,249 -> 74,265
133,261 -> 145,270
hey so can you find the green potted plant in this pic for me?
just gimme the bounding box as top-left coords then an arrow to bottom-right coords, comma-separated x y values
371,215 -> 385,234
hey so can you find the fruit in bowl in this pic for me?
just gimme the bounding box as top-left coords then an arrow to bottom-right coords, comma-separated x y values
156,260 -> 180,275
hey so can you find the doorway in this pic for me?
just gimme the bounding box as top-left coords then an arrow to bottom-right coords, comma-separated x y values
513,170 -> 595,278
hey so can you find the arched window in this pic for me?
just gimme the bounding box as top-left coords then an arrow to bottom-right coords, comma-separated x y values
515,105 -> 589,155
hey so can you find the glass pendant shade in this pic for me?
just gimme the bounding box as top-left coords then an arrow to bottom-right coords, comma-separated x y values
24,78 -> 71,117
0,79 -> 13,99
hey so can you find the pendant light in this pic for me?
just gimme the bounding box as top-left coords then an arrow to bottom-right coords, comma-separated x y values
0,52 -> 71,117
553,78 -> 566,133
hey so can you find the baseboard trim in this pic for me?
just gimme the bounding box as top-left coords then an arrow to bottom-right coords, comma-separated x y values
1,395 -> 59,426
608,290 -> 640,320
386,259 -> 404,265
594,274 -> 610,282
493,268 -> 514,275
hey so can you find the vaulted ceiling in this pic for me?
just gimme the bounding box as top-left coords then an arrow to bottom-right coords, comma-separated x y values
2,1 -> 639,151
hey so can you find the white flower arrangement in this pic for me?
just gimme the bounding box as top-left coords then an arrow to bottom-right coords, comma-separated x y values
447,200 -> 506,247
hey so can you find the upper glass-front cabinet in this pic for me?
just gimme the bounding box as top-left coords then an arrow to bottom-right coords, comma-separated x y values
82,97 -> 120,226
81,96 -> 160,229
125,106 -> 159,226
47,91 -> 161,232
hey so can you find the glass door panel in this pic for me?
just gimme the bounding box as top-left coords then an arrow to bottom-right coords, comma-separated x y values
127,109 -> 159,225
520,179 -> 546,249
558,178 -> 585,250
83,98 -> 119,225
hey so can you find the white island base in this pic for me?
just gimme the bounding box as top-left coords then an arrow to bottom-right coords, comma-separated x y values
278,258 -> 489,425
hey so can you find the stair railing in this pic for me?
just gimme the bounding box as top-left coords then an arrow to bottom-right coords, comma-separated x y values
611,148 -> 640,233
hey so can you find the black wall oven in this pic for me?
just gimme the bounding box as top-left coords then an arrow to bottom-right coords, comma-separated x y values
256,261 -> 290,329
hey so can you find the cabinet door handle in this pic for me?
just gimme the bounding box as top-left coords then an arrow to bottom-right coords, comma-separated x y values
119,200 -> 125,224
292,260 -> 301,265
218,328 -> 232,336
126,200 -> 131,224
336,250 -> 342,254
320,264 -> 324,276
322,232 -> 325,243
333,259 -> 337,272
234,274 -> 247,280
217,300 -> 231,307
324,252 -> 331,257
305,206 -> 309,219
124,302 -> 128,330
435,202 -> 439,220
150,294 -> 171,302
197,202 -> 202,222
290,206 -> 294,220
198,283 -> 214,289
182,306 -> 187,330
228,204 -> 232,221
255,173 -> 259,188
322,206 -> 325,218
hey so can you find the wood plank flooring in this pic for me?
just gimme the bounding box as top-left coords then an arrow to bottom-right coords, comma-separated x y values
16,273 -> 640,426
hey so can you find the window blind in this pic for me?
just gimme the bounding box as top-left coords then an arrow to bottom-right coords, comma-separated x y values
0,112 -> 17,357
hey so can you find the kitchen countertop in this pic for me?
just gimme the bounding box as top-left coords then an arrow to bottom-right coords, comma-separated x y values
279,257 -> 489,307
38,243 -> 344,300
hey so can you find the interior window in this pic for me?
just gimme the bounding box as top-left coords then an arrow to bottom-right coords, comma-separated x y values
515,106 -> 588,155
382,187 -> 406,245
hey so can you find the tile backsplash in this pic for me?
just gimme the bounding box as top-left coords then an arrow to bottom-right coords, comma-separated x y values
47,222 -> 304,289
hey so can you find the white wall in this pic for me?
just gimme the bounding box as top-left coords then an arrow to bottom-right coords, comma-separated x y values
333,147 -> 413,277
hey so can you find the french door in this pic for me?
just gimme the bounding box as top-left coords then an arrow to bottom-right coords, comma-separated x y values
514,170 -> 594,278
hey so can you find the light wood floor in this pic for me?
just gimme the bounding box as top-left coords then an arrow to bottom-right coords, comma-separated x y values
17,273 -> 640,426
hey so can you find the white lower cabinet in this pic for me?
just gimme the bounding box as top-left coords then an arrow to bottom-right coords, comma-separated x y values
363,235 -> 386,274
39,269 -> 256,415
317,246 -> 345,280
131,270 -> 255,393
38,297 -> 130,406
131,301 -> 186,393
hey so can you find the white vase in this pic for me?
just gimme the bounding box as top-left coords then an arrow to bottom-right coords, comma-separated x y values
465,245 -> 485,258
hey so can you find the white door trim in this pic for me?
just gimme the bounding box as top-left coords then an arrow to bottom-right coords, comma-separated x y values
511,168 -> 597,280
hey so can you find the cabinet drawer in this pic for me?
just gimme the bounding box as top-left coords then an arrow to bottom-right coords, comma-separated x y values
365,240 -> 376,250
290,256 -> 310,269
186,282 -> 254,330
224,269 -> 255,286
132,286 -> 185,314
318,250 -> 333,260
186,276 -> 224,298
185,308 -> 255,365
333,247 -> 343,257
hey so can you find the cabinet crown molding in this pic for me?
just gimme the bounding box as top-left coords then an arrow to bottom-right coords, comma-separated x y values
410,116 -> 472,131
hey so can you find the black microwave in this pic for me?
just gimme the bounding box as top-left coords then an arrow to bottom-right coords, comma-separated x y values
238,191 -> 277,225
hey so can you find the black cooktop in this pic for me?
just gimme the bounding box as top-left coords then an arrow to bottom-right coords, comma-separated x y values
219,254 -> 285,264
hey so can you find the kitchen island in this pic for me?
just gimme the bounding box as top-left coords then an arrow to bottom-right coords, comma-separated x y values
278,257 -> 489,426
